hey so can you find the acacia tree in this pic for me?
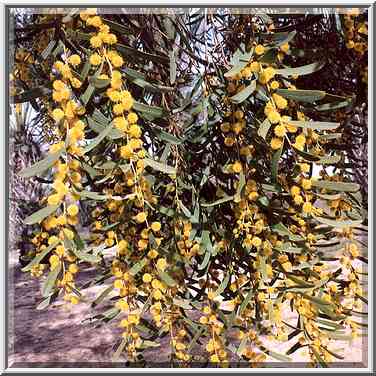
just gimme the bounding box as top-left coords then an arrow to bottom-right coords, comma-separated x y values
10,7 -> 367,367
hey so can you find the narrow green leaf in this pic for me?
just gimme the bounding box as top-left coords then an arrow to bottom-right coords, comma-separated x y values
303,294 -> 333,306
83,125 -> 113,154
287,120 -> 340,131
215,272 -> 230,297
318,155 -> 341,165
41,40 -> 57,60
237,336 -> 248,356
88,117 -> 123,140
320,133 -> 342,141
159,271 -> 177,287
272,223 -> 304,241
81,84 -> 95,106
228,47 -> 253,68
198,249 -> 211,270
317,318 -> 344,330
95,161 -> 117,170
21,241 -> 60,272
81,61 -> 103,105
103,19 -> 131,34
258,118 -> 272,140
112,338 -> 126,361
129,258 -> 148,276
71,247 -> 101,263
133,101 -> 166,121
187,326 -> 205,352
88,77 -> 110,89
259,48 -> 278,64
201,195 -> 234,207
139,340 -> 161,349
311,346 -> 328,367
122,67 -> 147,80
286,275 -> 315,288
229,80 -> 256,104
178,199 -> 192,218
77,190 -> 108,201
224,48 -> 253,78
276,61 -> 325,77
36,295 -> 52,310
276,89 -> 326,103
271,143 -> 284,183
237,172 -> 246,196
144,157 -> 176,175
80,60 -> 91,82
18,149 -> 64,178
260,256 -> 268,282
274,30 -> 297,47
258,196 -> 270,207
169,50 -> 177,85
315,192 -> 342,200
23,205 -> 59,225
314,215 -> 363,228
131,78 -> 173,93
103,307 -> 121,320
315,99 -> 352,111
92,108 -> 110,124
239,289 -> 254,315
11,86 -> 51,103
92,285 -> 113,307
42,262 -> 61,297
286,342 -> 304,355
312,180 -> 360,192
159,206 -> 175,217
116,43 -> 169,65
262,183 -> 282,192
292,146 -> 321,162
81,162 -> 99,179
173,298 -> 192,310
154,129 -> 183,145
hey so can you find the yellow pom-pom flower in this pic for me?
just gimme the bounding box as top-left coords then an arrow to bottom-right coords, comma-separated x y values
68,54 -> 81,66
156,258 -> 167,271
129,124 -> 141,138
255,45 -> 265,55
52,108 -> 64,122
249,61 -> 260,73
301,178 -> 312,190
274,124 -> 286,138
302,202 -> 313,214
151,222 -> 161,232
135,211 -> 147,223
67,204 -> 79,217
267,110 -> 281,124
47,194 -> 61,206
270,137 -> 283,150
272,93 -> 288,110
90,35 -> 102,48
127,112 -> 138,124
270,80 -> 280,90
89,53 -> 102,65
142,273 -> 152,283
232,161 -> 242,173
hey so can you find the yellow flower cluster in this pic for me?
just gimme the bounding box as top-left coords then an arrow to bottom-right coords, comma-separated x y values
343,10 -> 368,55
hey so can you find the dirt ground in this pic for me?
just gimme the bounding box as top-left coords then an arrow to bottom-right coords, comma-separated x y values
8,250 -> 368,369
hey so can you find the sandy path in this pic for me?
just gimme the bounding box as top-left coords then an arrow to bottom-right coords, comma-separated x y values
8,252 -> 122,367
